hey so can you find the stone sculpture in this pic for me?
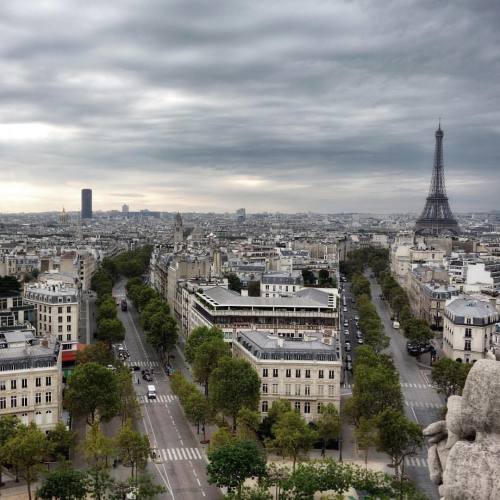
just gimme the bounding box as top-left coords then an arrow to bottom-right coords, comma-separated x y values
423,359 -> 500,499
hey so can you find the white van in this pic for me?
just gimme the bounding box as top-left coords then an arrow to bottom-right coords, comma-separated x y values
147,385 -> 157,399
393,320 -> 400,329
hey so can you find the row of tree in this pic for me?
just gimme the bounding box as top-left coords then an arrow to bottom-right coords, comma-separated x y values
125,278 -> 179,360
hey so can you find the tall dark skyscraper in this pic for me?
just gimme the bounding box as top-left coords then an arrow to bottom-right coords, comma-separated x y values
414,125 -> 459,236
81,188 -> 93,219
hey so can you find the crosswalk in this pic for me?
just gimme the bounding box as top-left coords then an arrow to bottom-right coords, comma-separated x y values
406,400 -> 442,409
139,394 -> 177,404
153,447 -> 203,461
129,360 -> 161,368
405,456 -> 428,468
401,382 -> 433,389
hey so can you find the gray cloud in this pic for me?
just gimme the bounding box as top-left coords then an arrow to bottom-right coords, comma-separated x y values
0,0 -> 498,213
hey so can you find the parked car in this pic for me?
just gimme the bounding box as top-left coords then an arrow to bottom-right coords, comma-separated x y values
345,342 -> 351,352
406,342 -> 432,356
344,329 -> 350,336
346,354 -> 352,363
354,315 -> 359,321
130,365 -> 140,372
357,337 -> 364,344
343,307 -> 348,313
142,370 -> 153,382
346,361 -> 353,371
344,320 -> 349,327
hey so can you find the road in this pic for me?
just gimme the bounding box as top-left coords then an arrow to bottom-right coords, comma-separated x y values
113,279 -> 220,500
367,275 -> 441,500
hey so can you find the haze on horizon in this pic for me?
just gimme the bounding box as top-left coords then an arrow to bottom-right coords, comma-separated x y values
0,0 -> 498,214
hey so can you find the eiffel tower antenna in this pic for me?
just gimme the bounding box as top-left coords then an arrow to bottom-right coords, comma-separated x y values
414,124 -> 459,236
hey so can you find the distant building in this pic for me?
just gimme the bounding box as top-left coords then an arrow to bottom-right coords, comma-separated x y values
233,330 -> 341,422
81,189 -> 92,219
236,208 -> 246,223
174,213 -> 184,245
0,332 -> 62,431
443,297 -> 499,363
260,271 -> 304,298
122,204 -> 129,214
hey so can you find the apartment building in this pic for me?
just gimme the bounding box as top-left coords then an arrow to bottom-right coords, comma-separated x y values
0,292 -> 36,327
233,330 -> 341,422
24,282 -> 80,351
190,286 -> 339,342
443,297 -> 499,363
260,271 -> 303,298
0,331 -> 62,431
0,255 -> 40,279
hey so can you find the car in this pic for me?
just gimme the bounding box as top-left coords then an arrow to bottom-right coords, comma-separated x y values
346,354 -> 352,363
343,307 -> 348,313
406,342 -> 432,356
142,370 -> 153,382
344,329 -> 350,336
356,330 -> 362,337
344,320 -> 349,327
354,315 -> 359,321
357,337 -> 364,344
346,361 -> 353,371
130,365 -> 140,372
147,385 -> 157,400
345,342 -> 351,352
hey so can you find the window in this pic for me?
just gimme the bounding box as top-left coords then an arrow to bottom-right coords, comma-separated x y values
58,335 -> 63,341
286,369 -> 291,378
45,410 -> 53,424
272,384 -> 279,395
46,377 -> 51,387
304,385 -> 311,396
35,411 -> 42,425
67,325 -> 71,332
318,370 -> 324,379
294,401 -> 301,412
328,385 -> 335,397
45,392 -> 52,403
21,379 -> 27,389
58,326 -> 63,333
295,384 -> 301,396
35,393 -> 41,405
317,385 -> 324,396
273,368 -> 279,377
261,401 -> 268,413
305,369 -> 310,379
66,334 -> 72,341
58,316 -> 63,323
317,402 -> 323,414
36,378 -> 42,387
21,413 -> 29,425
0,397 -> 5,409
58,307 -> 63,314
295,369 -> 301,378
285,384 -> 291,395
465,328 -> 472,338
262,384 -> 268,394
21,395 -> 28,407
464,339 -> 471,352
67,315 -> 71,322
304,402 -> 311,414
262,368 -> 268,378
10,396 -> 17,408
10,380 -> 16,390
466,317 -> 472,325
0,381 -> 5,391
328,370 -> 335,379
67,306 -> 71,313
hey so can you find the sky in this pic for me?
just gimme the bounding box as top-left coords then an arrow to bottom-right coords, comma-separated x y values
0,0 -> 499,214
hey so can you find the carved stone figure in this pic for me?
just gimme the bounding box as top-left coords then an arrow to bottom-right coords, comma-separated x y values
423,359 -> 500,499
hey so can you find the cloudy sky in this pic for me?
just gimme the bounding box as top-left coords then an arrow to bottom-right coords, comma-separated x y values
0,0 -> 498,213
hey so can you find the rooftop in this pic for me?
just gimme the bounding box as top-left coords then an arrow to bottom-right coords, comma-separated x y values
445,297 -> 499,325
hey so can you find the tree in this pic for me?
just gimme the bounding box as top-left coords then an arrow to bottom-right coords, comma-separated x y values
431,357 -> 472,399
209,357 -> 261,430
192,337 -> 231,396
0,275 -> 21,294
227,273 -> 242,294
76,342 -> 114,366
247,281 -> 260,297
64,362 -> 120,425
270,411 -> 317,471
258,400 -> 292,439
355,417 -> 378,469
37,466 -> 88,500
207,440 -> 267,497
0,415 -> 20,486
316,403 -> 340,456
236,408 -> 261,442
115,422 -> 151,483
209,426 -> 235,452
185,326 -> 224,363
83,422 -> 115,500
146,312 -> 178,359
46,421 -> 77,461
97,318 -> 125,345
376,408 -> 423,479
116,367 -> 140,426
3,423 -> 47,500
140,297 -> 170,331
184,390 -> 213,441
301,269 -> 315,285
97,295 -> 117,323
111,473 -> 166,500
136,287 -> 157,311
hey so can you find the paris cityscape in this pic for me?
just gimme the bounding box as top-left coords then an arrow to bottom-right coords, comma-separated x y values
0,1 -> 499,500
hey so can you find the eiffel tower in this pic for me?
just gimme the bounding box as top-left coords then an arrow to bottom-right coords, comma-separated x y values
414,124 -> 459,235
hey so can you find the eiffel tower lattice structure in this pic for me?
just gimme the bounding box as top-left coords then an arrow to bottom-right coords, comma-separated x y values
414,125 -> 459,236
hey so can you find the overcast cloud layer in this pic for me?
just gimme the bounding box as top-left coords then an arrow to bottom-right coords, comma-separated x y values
0,0 -> 498,213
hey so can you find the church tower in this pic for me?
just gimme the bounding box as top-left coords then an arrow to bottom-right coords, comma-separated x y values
174,212 -> 184,244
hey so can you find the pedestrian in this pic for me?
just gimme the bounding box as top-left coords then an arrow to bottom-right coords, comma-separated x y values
137,377 -> 140,385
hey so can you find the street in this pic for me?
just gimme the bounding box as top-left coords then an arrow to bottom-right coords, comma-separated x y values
114,279 -> 220,500
339,276 -> 441,499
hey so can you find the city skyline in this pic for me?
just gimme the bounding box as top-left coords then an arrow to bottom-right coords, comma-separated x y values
0,1 -> 499,213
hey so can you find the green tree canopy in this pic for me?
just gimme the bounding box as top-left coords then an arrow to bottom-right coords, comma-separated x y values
185,326 -> 224,363
209,357 -> 261,431
431,357 -> 472,399
64,362 -> 120,425
37,466 -> 88,500
76,342 -> 114,366
145,311 -> 178,359
46,421 -> 77,461
115,421 -> 151,482
0,415 -> 20,486
97,318 -> 125,345
226,273 -> 242,293
316,403 -> 340,456
207,440 -> 267,497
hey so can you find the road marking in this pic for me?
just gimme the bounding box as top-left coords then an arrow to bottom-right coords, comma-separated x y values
196,478 -> 201,486
156,447 -> 204,461
167,449 -> 173,460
